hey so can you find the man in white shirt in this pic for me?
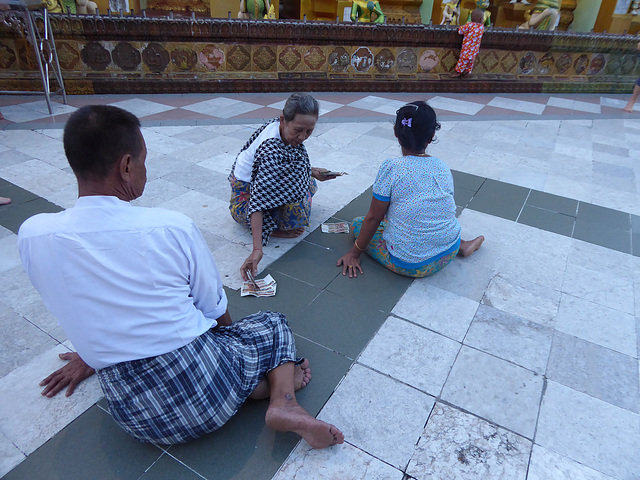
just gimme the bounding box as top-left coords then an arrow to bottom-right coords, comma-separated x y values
18,105 -> 343,448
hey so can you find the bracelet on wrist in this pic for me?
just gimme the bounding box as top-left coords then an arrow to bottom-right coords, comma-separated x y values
354,239 -> 365,252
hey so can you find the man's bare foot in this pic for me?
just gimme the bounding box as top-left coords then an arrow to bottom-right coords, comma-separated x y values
266,395 -> 344,449
250,360 -> 312,399
623,105 -> 634,113
272,227 -> 305,238
458,235 -> 484,257
0,197 -> 10,205
294,358 -> 311,390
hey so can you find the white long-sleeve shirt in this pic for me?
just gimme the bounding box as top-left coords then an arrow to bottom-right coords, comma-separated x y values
18,195 -> 228,370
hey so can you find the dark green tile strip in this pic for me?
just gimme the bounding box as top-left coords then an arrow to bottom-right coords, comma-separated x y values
450,170 -> 637,256
0,181 -> 63,234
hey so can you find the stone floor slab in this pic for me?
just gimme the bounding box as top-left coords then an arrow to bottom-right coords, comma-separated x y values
406,403 -> 531,480
357,316 -> 461,396
318,364 -> 435,469
273,441 -> 403,480
441,346 -> 544,439
527,445 -> 616,480
536,381 -> 640,479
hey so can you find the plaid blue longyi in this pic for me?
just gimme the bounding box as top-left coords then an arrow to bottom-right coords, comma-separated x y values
97,311 -> 296,444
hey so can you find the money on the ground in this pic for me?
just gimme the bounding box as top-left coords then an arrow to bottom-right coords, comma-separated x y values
241,274 -> 277,297
321,222 -> 350,234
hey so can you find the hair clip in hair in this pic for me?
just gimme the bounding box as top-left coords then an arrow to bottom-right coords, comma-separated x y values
401,118 -> 412,128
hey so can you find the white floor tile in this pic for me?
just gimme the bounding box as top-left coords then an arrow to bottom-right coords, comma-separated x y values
391,282 -> 479,341
488,97 -> 546,115
536,381 -> 640,479
318,364 -> 435,469
273,441 -> 403,480
428,96 -> 485,115
108,98 -> 176,117
441,346 -> 544,438
527,445 -> 616,480
406,403 -> 532,480
358,316 -> 461,395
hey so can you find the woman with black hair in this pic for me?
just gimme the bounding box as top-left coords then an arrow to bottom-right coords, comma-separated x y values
337,101 -> 484,278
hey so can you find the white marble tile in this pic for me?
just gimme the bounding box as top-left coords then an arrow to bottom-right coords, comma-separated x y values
423,256 -> 496,303
428,96 -> 485,115
555,293 -> 636,357
487,97 -> 546,115
391,282 -> 478,341
273,440 -> 403,480
358,316 -> 460,396
562,263 -> 634,315
601,96 -> 638,111
14,134 -> 64,161
465,304 -> 553,373
566,239 -> 634,279
0,234 -> 21,274
482,274 -> 561,328
0,104 -> 50,123
0,431 -> 25,478
406,403 -> 531,480
0,343 -> 103,455
318,364 -> 434,469
139,129 -> 196,155
132,178 -> 191,208
0,303 -> 59,378
20,100 -> 77,116
528,445 -> 616,480
441,346 -> 544,438
536,380 -> 640,479
546,97 -> 601,114
108,98 -> 175,117
182,98 -> 261,118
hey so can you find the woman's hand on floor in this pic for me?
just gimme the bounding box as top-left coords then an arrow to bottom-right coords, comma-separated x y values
337,251 -> 364,278
241,249 -> 263,280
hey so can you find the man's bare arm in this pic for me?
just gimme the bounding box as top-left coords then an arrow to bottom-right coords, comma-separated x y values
40,352 -> 95,398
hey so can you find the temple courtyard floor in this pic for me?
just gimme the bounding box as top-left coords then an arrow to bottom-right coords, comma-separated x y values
0,91 -> 639,480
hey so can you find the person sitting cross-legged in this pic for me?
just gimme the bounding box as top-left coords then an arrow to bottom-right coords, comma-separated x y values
18,105 -> 344,448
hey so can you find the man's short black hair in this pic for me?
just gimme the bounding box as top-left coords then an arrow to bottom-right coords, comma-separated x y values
63,105 -> 142,180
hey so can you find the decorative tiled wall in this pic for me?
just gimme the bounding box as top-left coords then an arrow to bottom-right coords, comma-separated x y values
0,14 -> 638,94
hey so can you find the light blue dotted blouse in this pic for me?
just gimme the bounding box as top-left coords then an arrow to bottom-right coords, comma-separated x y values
372,155 -> 462,263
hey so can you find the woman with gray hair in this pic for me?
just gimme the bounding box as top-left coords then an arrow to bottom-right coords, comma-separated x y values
229,93 -> 337,280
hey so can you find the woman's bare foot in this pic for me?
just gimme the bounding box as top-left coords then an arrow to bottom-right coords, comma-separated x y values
0,197 -> 10,205
272,227 -> 305,238
623,105 -> 634,113
266,394 -> 344,449
458,235 -> 484,257
250,360 -> 312,399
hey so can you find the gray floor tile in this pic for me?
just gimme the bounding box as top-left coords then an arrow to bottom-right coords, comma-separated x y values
633,233 -> 640,257
0,198 -> 63,234
441,346 -> 543,439
464,304 -> 553,374
631,213 -> 640,233
525,190 -> 578,216
2,406 -> 163,480
302,219 -> 356,252
451,170 -> 485,192
325,254 -> 412,312
292,335 -> 353,416
168,399 -> 298,480
225,271 -> 321,320
292,290 -> 388,359
271,241 -> 342,289
332,187 -> 373,223
138,454 -> 205,480
454,187 -> 476,208
547,331 -> 639,413
573,218 -> 631,254
517,205 -> 575,237
0,183 -> 39,207
576,202 -> 630,231
466,179 -> 529,221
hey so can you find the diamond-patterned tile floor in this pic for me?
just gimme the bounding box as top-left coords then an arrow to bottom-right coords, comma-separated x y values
1,92 -> 639,480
